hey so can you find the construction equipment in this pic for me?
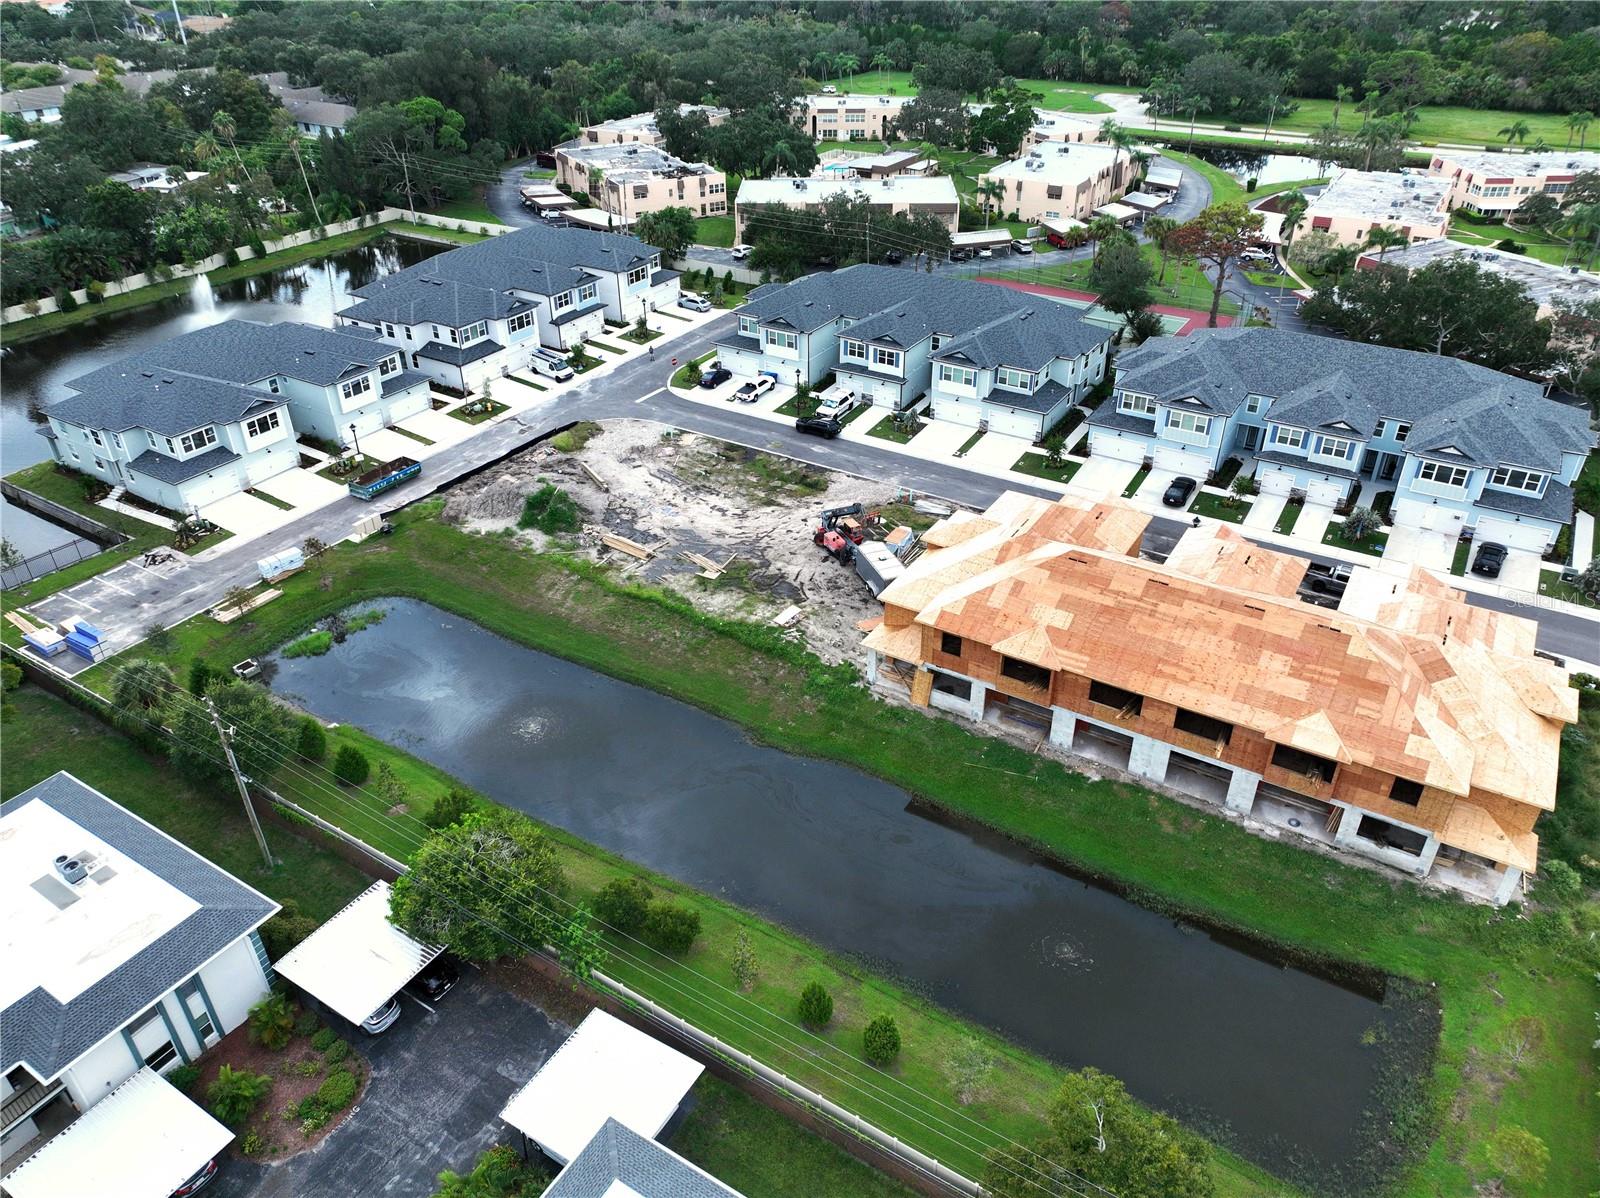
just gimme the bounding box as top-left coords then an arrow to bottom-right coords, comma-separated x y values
814,527 -> 854,565
854,541 -> 905,597
817,503 -> 881,545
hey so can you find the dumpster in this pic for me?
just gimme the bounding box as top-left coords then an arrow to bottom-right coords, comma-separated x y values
348,457 -> 421,501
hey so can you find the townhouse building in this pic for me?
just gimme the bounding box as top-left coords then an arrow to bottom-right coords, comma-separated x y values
977,141 -> 1138,224
1354,237 -> 1600,319
553,141 -> 727,222
1427,149 -> 1600,216
338,225 -> 679,392
800,93 -> 909,141
863,492 -> 1576,905
734,174 -> 959,241
257,73 -> 354,137
43,320 -> 432,512
1,773 -> 279,1164
577,103 -> 728,147
1088,327 -> 1594,551
1291,168 -> 1450,248
714,265 -> 1111,440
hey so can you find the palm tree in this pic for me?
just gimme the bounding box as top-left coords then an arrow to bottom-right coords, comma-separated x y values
1529,137 -> 1551,153
762,140 -> 800,177
1567,111 -> 1594,150
272,111 -> 323,227
1086,214 -> 1119,265
1567,201 -> 1600,268
1324,245 -> 1360,282
1279,189 -> 1309,248
1364,226 -> 1408,263
975,178 -> 1004,228
1099,118 -> 1133,187
871,51 -> 891,84
1144,215 -> 1178,283
835,53 -> 859,87
812,52 -> 831,82
1498,119 -> 1531,147
1332,85 -> 1353,130
212,109 -> 253,184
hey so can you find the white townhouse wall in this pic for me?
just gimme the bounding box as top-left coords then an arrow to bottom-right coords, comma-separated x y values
1,773 -> 278,1160
978,141 -> 1139,223
1293,168 -> 1451,248
1427,149 -> 1600,216
1092,327 -> 1595,549
800,93 -> 910,142
714,265 -> 1112,439
579,103 -> 729,147
338,225 -> 677,392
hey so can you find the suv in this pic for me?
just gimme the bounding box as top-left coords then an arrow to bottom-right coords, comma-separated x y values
529,349 -> 574,382
730,243 -> 753,260
698,362 -> 731,388
815,389 -> 858,420
1471,542 -> 1508,578
795,415 -> 842,439
1011,238 -> 1034,254
1240,246 -> 1275,263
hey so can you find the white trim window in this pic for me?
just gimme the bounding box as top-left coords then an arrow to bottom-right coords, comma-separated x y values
1378,418 -> 1412,442
552,291 -> 574,312
1489,466 -> 1544,493
765,330 -> 798,351
1417,460 -> 1471,488
1311,434 -> 1355,461
1270,425 -> 1305,450
1244,394 -> 1270,415
179,426 -> 217,454
245,411 -> 282,439
579,282 -> 597,303
627,264 -> 649,286
871,346 -> 901,370
1165,410 -> 1212,439
1118,392 -> 1156,416
379,356 -> 399,376
938,363 -> 976,388
738,316 -> 758,337
930,334 -> 947,351
842,339 -> 866,361
384,323 -> 396,338
89,429 -> 104,447
461,321 -> 488,343
996,366 -> 1034,392
508,311 -> 535,333
341,375 -> 372,401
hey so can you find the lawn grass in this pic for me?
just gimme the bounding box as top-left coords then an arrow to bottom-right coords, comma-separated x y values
587,338 -> 626,355
695,215 -> 736,247
1273,501 -> 1304,536
448,399 -> 511,426
826,71 -> 1113,115
621,324 -> 663,344
1,686 -> 367,922
839,401 -> 874,427
1121,465 -> 1151,497
1450,539 -> 1471,577
989,242 -> 1240,315
955,430 -> 985,456
1538,569 -> 1599,608
1445,211 -> 1587,267
316,453 -> 382,484
506,374 -> 547,392
1190,491 -> 1251,523
1010,452 -> 1080,485
428,194 -> 500,225
246,487 -> 296,511
776,391 -> 821,418
388,425 -> 435,446
1320,520 -> 1388,556
1264,100 -> 1574,149
866,413 -> 925,444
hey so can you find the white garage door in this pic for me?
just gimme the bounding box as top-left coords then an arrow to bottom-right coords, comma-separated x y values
1089,431 -> 1147,464
1474,515 -> 1551,551
983,405 -> 1044,439
1306,478 -> 1347,506
1151,445 -> 1213,477
1258,470 -> 1293,496
1394,498 -> 1467,533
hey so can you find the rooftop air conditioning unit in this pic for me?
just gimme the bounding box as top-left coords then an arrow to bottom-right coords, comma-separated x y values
54,854 -> 88,885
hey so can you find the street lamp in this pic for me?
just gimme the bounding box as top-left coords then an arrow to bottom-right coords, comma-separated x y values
349,423 -> 361,459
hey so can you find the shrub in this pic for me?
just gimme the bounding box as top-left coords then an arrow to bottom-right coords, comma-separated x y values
239,1131 -> 265,1156
593,877 -> 653,934
796,981 -> 833,1028
297,717 -> 327,761
1535,859 -> 1583,903
310,1027 -> 338,1052
426,787 -> 476,829
295,1059 -> 323,1077
209,1065 -> 272,1125
300,1112 -> 330,1137
641,901 -> 701,954
731,929 -> 757,992
293,1008 -> 320,1037
283,630 -> 333,658
165,1063 -> 200,1094
1344,505 -> 1382,541
187,657 -> 214,696
260,902 -> 319,959
333,745 -> 370,786
519,484 -> 581,535
862,1014 -> 901,1066
85,279 -> 106,303
56,289 -> 78,312
249,992 -> 295,1050
314,1067 -> 359,1114
324,1038 -> 351,1065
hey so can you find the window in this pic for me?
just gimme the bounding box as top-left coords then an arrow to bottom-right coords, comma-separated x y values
930,334 -> 946,351
340,375 -> 372,401
842,339 -> 866,361
997,366 -> 1033,391
938,363 -> 976,388
1271,425 -> 1305,449
1046,185 -> 1063,200
1245,394 -> 1270,414
738,316 -> 758,337
871,346 -> 901,370
508,311 -> 534,333
940,632 -> 962,657
1389,777 -> 1423,807
384,323 -> 396,338
461,321 -> 488,343
267,377 -> 280,394
1165,410 -> 1212,438
177,979 -> 216,1044
1270,744 -> 1337,784
163,437 -> 175,453
765,330 -> 798,351
90,429 -> 103,447
579,283 -> 597,303
1118,392 -> 1156,416
245,411 -> 281,439
553,291 -> 574,311
1378,419 -> 1411,442
110,432 -> 122,449
1088,680 -> 1142,714
1490,466 -> 1543,493
627,264 -> 649,286
179,426 -> 216,454
632,184 -> 649,200
1417,460 -> 1470,488
1174,707 -> 1232,745
1312,435 -> 1355,460
1000,656 -> 1050,690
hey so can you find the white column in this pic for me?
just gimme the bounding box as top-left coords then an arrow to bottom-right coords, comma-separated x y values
1334,804 -> 1362,846
864,649 -> 880,686
1049,707 -> 1077,750
1127,734 -> 1170,783
967,680 -> 989,722
1492,866 -> 1523,907
1414,835 -> 1441,877
1224,769 -> 1258,814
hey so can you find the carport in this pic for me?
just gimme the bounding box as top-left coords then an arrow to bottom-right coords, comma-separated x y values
499,1008 -> 703,1166
4,1068 -> 231,1198
273,881 -> 444,1028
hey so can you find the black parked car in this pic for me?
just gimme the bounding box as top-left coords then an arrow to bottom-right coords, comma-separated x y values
698,365 -> 731,388
404,955 -> 460,1003
795,415 -> 843,439
1161,476 -> 1198,508
882,250 -> 904,265
1471,542 -> 1508,578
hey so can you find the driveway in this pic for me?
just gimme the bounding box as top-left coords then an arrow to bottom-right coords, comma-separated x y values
213,967 -> 566,1198
1382,526 -> 1457,573
1067,457 -> 1139,498
1293,502 -> 1336,544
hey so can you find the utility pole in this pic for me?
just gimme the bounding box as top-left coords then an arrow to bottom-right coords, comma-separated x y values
207,696 -> 273,870
171,0 -> 188,46
401,150 -> 416,221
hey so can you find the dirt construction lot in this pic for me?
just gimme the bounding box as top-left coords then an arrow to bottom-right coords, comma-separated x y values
440,420 -> 946,664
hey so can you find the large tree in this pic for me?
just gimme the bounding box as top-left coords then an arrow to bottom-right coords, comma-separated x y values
163,679 -> 298,787
389,809 -> 568,962
632,206 -> 697,259
1169,201 -> 1264,328
890,87 -> 968,147
1092,237 -> 1156,321
968,84 -> 1039,159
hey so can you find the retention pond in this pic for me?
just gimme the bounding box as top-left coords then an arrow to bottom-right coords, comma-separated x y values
270,597 -> 1423,1188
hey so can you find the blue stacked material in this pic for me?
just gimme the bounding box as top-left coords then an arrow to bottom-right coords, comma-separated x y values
22,632 -> 64,658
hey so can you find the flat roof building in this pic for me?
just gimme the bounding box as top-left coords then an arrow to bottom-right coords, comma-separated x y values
578,103 -> 728,147
1354,237 -> 1600,318
978,141 -> 1138,224
553,141 -> 728,223
800,93 -> 909,142
1427,149 -> 1600,217
1294,168 -> 1450,248
735,174 -> 959,240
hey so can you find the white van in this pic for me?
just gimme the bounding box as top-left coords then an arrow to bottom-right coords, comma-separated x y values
529,348 -> 574,381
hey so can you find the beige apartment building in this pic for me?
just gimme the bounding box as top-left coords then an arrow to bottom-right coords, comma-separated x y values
578,103 -> 728,148
978,141 -> 1137,223
1427,148 -> 1600,217
1022,108 -> 1106,149
554,142 -> 728,222
734,175 -> 959,240
1292,168 -> 1451,248
801,94 -> 910,141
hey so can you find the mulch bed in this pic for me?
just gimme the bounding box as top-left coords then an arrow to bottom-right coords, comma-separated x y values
189,1020 -> 370,1163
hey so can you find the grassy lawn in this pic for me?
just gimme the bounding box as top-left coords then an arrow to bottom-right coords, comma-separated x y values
428,194 -> 501,225
1273,501 -> 1304,536
246,487 -> 296,511
989,242 -> 1240,315
1321,520 -> 1388,556
1010,452 -> 1080,485
866,413 -> 925,443
389,426 -> 435,447
44,503 -> 1597,1196
1538,569 -> 1599,608
1190,491 -> 1251,523
1265,100 -> 1573,149
955,430 -> 985,456
447,398 -> 510,425
2,686 -> 367,922
1450,539 -> 1471,577
776,392 -> 821,418
587,338 -> 626,355
695,215 -> 736,247
621,324 -> 663,345
826,71 -> 1113,115
1445,211 -> 1587,268
316,453 -> 382,483
1121,465 -> 1151,497
387,220 -> 490,245
505,374 -> 546,393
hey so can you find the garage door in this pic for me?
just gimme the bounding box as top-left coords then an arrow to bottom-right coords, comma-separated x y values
983,405 -> 1043,439
1089,431 -> 1147,463
1306,478 -> 1347,506
1152,445 -> 1213,476
1258,470 -> 1293,496
1394,498 -> 1467,533
1474,515 -> 1551,551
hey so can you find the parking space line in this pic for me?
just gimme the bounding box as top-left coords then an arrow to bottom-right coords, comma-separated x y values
401,990 -> 436,1015
636,387 -> 666,404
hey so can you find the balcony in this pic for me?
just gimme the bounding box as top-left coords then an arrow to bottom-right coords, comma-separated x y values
1407,475 -> 1472,500
2,1077 -> 63,1136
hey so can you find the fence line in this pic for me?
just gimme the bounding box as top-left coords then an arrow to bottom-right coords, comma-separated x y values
0,537 -> 101,591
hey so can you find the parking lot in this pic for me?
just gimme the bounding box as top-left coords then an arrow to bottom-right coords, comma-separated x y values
211,967 -> 566,1198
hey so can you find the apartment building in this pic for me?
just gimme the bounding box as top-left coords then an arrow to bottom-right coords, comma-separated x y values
734,174 -> 959,240
800,93 -> 910,141
578,103 -> 728,147
44,320 -> 432,511
1355,237 -> 1600,318
1292,168 -> 1451,248
257,73 -> 355,137
1427,148 -> 1600,216
1,772 -> 279,1164
863,492 -> 1576,904
978,141 -> 1139,223
1021,108 -> 1105,149
1090,327 -> 1594,551
338,225 -> 679,391
553,141 -> 727,222
714,265 -> 1110,439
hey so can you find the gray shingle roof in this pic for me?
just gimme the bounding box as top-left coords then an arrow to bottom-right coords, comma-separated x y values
544,1118 -> 741,1198
1,773 -> 279,1082
67,320 -> 396,391
128,444 -> 241,484
47,372 -> 282,438
1475,478 -> 1574,523
1113,327 -> 1595,471
415,339 -> 502,366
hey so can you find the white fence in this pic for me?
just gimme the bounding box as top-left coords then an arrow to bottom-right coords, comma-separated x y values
676,254 -> 763,286
1,208 -> 521,326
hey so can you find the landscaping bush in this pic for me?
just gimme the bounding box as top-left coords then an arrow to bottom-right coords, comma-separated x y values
796,981 -> 833,1028
862,1014 -> 902,1066
324,1038 -> 351,1065
1344,505 -> 1382,541
333,745 -> 371,786
187,657 -> 214,696
240,1131 -> 265,1156
293,1008 -> 320,1037
295,1059 -> 323,1078
314,1067 -> 359,1114
56,289 -> 78,312
592,877 -> 653,934
311,1027 -> 339,1052
1535,859 -> 1583,903
1495,238 -> 1526,254
297,717 -> 327,761
641,901 -> 701,954
248,992 -> 295,1050
165,1063 -> 200,1094
260,899 -> 320,959
519,484 -> 581,535
209,1065 -> 272,1125
283,630 -> 333,658
426,786 -> 477,829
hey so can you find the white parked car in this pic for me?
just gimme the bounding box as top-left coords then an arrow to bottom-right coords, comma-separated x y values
815,389 -> 858,419
678,292 -> 712,312
730,243 -> 753,260
1240,247 -> 1275,263
529,348 -> 574,381
361,996 -> 402,1035
732,376 -> 777,403
821,84 -> 837,95
1011,238 -> 1034,254
976,247 -> 995,259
